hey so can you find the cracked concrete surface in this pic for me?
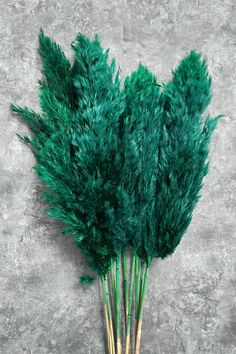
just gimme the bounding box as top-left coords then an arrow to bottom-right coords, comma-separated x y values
0,0 -> 236,353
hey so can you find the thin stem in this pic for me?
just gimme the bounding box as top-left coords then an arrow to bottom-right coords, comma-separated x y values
135,255 -> 139,318
110,261 -> 116,329
122,250 -> 128,331
135,258 -> 152,354
101,275 -> 112,354
116,254 -> 122,354
110,262 -> 116,296
135,259 -> 144,345
138,261 -> 145,310
134,256 -> 144,346
105,275 -> 115,354
125,254 -> 135,354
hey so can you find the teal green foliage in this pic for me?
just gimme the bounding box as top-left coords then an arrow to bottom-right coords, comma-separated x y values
69,34 -> 130,274
149,53 -> 221,260
38,28 -> 77,111
120,65 -> 161,259
80,275 -> 95,285
11,31 -> 221,275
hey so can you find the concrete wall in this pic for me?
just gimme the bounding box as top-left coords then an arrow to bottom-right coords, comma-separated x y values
0,0 -> 235,353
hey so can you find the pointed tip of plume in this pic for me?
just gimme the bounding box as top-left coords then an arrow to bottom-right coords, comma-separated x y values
38,27 -> 44,39
73,32 -> 93,50
38,28 -> 49,52
16,133 -> 31,144
73,32 -> 103,56
172,50 -> 212,115
202,114 -> 223,139
124,62 -> 160,109
75,32 -> 88,41
94,32 -> 101,43
128,63 -> 157,85
10,103 -> 26,115
10,102 -> 17,112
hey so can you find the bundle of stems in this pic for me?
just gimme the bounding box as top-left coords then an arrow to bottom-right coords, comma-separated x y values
11,30 -> 221,353
100,252 -> 151,354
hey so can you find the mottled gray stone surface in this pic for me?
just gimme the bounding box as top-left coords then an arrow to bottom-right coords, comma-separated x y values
0,0 -> 236,353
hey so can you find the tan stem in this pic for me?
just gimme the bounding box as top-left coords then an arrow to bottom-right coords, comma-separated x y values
125,255 -> 135,354
135,323 -> 142,354
109,319 -> 115,354
134,259 -> 151,354
117,337 -> 122,354
104,304 -> 112,354
125,334 -> 130,354
102,276 -> 113,354
105,278 -> 115,354
134,261 -> 145,348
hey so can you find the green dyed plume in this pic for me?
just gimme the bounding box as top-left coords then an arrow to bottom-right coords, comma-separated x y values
11,31 -> 221,277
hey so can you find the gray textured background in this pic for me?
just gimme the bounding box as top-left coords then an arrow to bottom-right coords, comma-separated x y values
0,0 -> 236,353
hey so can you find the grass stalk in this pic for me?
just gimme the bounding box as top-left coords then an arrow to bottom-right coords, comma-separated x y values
135,260 -> 145,339
122,250 -> 128,331
116,254 -> 122,354
101,275 -> 112,354
134,257 -> 143,347
125,254 -> 135,354
110,261 -> 116,329
135,254 -> 139,319
105,275 -> 115,354
134,258 -> 152,354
